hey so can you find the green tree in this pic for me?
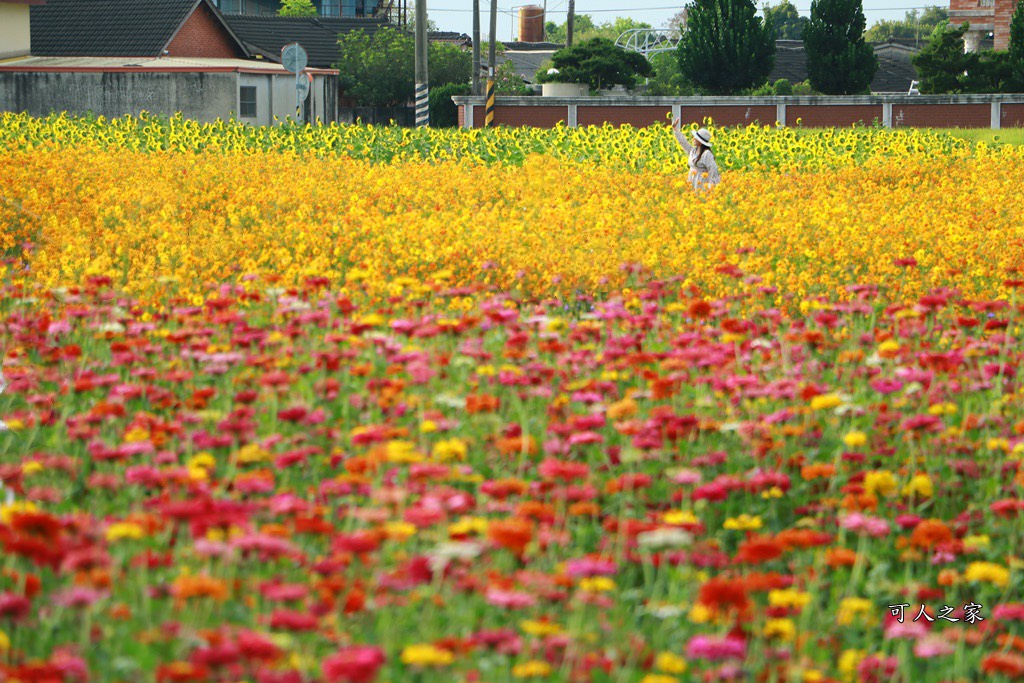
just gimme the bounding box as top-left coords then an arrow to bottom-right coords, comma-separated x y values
911,22 -> 978,93
964,50 -> 1013,93
543,15 -> 649,44
428,41 -> 472,88
278,0 -> 317,17
1010,0 -> 1024,91
765,1 -> 808,40
646,51 -> 698,95
536,37 -> 653,90
428,82 -> 471,127
803,0 -> 878,94
335,28 -> 471,107
864,6 -> 948,44
677,0 -> 776,95
493,60 -> 533,94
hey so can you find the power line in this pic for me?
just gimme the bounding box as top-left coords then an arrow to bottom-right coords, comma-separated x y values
429,4 -> 935,13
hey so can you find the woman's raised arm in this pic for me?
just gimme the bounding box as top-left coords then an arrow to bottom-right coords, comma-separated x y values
673,129 -> 694,153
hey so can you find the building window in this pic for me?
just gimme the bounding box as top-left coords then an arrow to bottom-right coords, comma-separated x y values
322,0 -> 340,15
240,86 -> 258,118
218,0 -> 244,12
979,0 -> 994,6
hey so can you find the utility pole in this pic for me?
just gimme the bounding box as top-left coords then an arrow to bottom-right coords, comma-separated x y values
472,0 -> 481,95
485,0 -> 497,125
566,0 -> 575,46
414,0 -> 429,127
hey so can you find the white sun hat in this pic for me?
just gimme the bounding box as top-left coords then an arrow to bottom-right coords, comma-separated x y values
691,128 -> 713,147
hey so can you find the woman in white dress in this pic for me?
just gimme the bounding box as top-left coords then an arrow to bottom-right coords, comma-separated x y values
671,119 -> 721,191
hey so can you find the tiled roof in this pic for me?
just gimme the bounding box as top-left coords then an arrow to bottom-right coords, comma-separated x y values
222,16 -> 466,67
499,41 -> 564,51
0,55 -> 337,73
502,49 -> 557,83
31,0 -> 231,57
768,42 -> 920,94
431,31 -> 472,46
222,14 -> 387,66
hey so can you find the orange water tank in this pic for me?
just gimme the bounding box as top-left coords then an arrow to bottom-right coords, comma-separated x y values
518,5 -> 544,43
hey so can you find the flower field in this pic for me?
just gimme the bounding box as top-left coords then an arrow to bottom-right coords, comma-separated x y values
2,114 -> 1024,683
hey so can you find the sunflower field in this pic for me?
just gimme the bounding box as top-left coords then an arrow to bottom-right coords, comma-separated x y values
2,113 -> 1024,683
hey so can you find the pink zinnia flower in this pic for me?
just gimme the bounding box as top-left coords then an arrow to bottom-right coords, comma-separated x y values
869,378 -> 903,394
564,558 -> 617,578
884,619 -> 929,640
686,635 -> 747,661
322,646 -> 386,683
671,468 -> 702,485
913,636 -> 955,658
485,588 -> 537,608
993,603 -> 1024,621
54,587 -> 107,609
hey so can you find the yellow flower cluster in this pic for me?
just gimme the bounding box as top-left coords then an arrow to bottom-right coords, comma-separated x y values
3,141 -> 1023,310
1,111 -> 1006,173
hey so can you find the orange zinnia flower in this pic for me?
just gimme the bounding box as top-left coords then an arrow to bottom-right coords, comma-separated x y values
487,518 -> 534,555
909,519 -> 953,549
735,536 -> 785,565
466,394 -> 501,414
800,463 -> 835,481
824,548 -> 858,568
495,435 -> 538,456
171,574 -> 229,601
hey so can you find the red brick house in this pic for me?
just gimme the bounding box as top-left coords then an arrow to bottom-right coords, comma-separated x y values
949,0 -> 1015,52
0,0 -> 340,123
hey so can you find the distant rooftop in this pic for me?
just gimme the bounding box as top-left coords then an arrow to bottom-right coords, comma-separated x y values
0,55 -> 337,73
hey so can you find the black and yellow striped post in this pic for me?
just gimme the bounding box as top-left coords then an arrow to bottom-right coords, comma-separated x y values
415,82 -> 429,128
485,78 -> 495,127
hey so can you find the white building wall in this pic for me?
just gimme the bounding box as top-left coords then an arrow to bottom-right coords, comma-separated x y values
238,72 -> 271,125
0,3 -> 31,60
236,72 -> 335,126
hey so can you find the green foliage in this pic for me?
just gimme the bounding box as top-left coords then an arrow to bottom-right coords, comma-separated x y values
428,82 -> 472,127
965,50 -> 1014,93
278,0 -> 317,17
1010,0 -> 1024,92
335,28 -> 471,107
912,23 -> 978,94
745,78 -> 794,95
404,13 -> 440,34
677,0 -> 776,95
645,52 -> 698,96
428,42 -> 472,88
803,0 -> 878,95
791,80 -> 820,95
543,15 -> 650,44
764,1 -> 808,40
773,77 -> 794,95
493,60 -> 533,95
535,38 -> 653,90
863,6 -> 948,44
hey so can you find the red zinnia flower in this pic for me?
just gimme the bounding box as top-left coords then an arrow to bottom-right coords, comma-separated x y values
697,577 -> 750,614
981,652 -> 1024,678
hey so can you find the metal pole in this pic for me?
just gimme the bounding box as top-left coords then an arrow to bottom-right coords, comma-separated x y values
566,0 -> 575,46
486,0 -> 497,126
414,0 -> 429,127
472,0 -> 481,95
